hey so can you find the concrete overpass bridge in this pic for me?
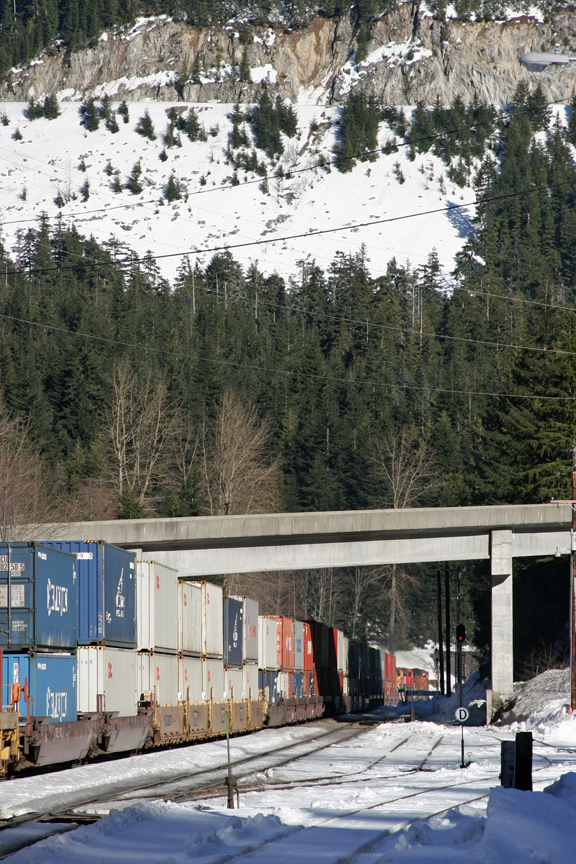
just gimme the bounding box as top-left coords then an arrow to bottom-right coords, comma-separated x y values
50,502 -> 573,704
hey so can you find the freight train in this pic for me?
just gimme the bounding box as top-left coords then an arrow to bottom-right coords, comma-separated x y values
0,541 -> 398,776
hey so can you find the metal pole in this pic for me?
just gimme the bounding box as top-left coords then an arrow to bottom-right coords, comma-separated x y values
445,562 -> 451,697
457,568 -> 462,709
437,571 -> 445,695
461,722 -> 465,769
226,710 -> 234,809
571,471 -> 576,713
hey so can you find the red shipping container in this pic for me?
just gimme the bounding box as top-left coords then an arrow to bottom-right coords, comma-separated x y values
303,622 -> 314,671
270,616 -> 294,670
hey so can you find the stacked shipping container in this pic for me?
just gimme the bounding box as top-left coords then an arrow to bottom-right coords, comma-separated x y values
0,542 -> 79,722
43,540 -> 137,717
136,560 -> 180,708
179,580 -> 202,704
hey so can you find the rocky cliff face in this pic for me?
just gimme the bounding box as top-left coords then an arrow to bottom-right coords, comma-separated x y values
1,6 -> 576,106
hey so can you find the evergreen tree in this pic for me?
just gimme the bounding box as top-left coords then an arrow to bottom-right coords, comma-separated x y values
135,110 -> 156,140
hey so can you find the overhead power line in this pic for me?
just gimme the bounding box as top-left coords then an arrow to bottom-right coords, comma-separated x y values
0,93 -> 569,226
5,177 -> 574,278
0,310 -> 573,401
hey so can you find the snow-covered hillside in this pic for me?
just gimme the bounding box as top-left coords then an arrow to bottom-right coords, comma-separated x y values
0,99 -> 475,282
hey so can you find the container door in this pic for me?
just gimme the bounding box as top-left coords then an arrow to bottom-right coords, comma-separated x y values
103,546 -> 136,647
179,656 -> 203,703
0,545 -> 34,650
136,562 -> 152,651
32,655 -> 77,722
243,598 -> 259,662
153,563 -> 178,653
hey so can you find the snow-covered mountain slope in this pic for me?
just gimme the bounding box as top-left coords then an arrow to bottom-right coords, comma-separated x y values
0,99 -> 477,282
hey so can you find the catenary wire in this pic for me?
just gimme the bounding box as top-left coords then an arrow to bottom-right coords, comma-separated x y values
0,310 -> 574,401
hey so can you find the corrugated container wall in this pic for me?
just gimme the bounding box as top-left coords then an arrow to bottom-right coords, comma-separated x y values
293,672 -> 304,698
271,616 -> 293,670
43,541 -> 136,647
223,596 -> 243,667
243,661 -> 258,699
179,581 -> 202,656
243,597 -> 258,663
77,646 -> 138,716
0,543 -> 77,651
293,620 -> 304,671
2,652 -> 77,721
348,640 -> 359,679
202,657 -> 224,701
262,670 -> 278,705
328,628 -> 338,670
178,655 -> 203,703
136,561 -> 178,653
193,581 -> 223,658
310,621 -> 329,670
303,622 -> 313,671
341,634 -> 349,675
258,616 -> 278,671
138,652 -> 180,706
224,666 -> 243,700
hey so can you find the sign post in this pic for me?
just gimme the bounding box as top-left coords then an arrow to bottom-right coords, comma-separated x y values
455,706 -> 469,768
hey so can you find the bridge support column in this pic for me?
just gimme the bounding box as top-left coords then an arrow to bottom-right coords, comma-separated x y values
491,530 -> 514,710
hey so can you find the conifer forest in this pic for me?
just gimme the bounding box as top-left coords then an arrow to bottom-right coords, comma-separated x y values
1,4 -> 575,669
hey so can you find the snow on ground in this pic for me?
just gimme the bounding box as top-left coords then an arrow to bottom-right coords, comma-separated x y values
0,100 -> 473,284
3,717 -> 576,863
4,669 -> 576,862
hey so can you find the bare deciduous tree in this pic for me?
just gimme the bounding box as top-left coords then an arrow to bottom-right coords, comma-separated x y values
108,362 -> 183,508
0,396 -> 61,540
372,425 -> 441,649
203,388 -> 280,516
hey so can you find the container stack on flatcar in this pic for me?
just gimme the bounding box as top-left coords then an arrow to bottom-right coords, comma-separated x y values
0,542 -> 78,732
0,540 -> 398,776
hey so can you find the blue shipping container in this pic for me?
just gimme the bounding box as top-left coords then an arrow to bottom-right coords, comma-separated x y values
0,543 -> 77,651
43,541 -> 136,647
2,653 -> 77,722
293,672 -> 304,699
223,597 -> 243,666
263,670 -> 278,706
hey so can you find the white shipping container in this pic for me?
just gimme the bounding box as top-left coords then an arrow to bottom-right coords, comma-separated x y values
138,652 -> 179,706
137,561 -> 179,653
192,581 -> 223,657
337,630 -> 346,673
224,666 -> 243,701
179,581 -> 202,655
243,661 -> 258,700
277,670 -> 291,699
243,597 -> 259,663
293,620 -> 304,671
77,646 -> 138,717
258,616 -> 278,671
179,655 -> 203,703
202,657 -> 224,701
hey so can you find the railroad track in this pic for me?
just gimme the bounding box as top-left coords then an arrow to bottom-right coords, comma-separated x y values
2,726 -> 574,862
0,720 -> 370,858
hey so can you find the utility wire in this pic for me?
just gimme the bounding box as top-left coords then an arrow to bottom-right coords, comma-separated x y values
0,310 -> 572,401
4,178 -> 574,277
0,93 -> 569,225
